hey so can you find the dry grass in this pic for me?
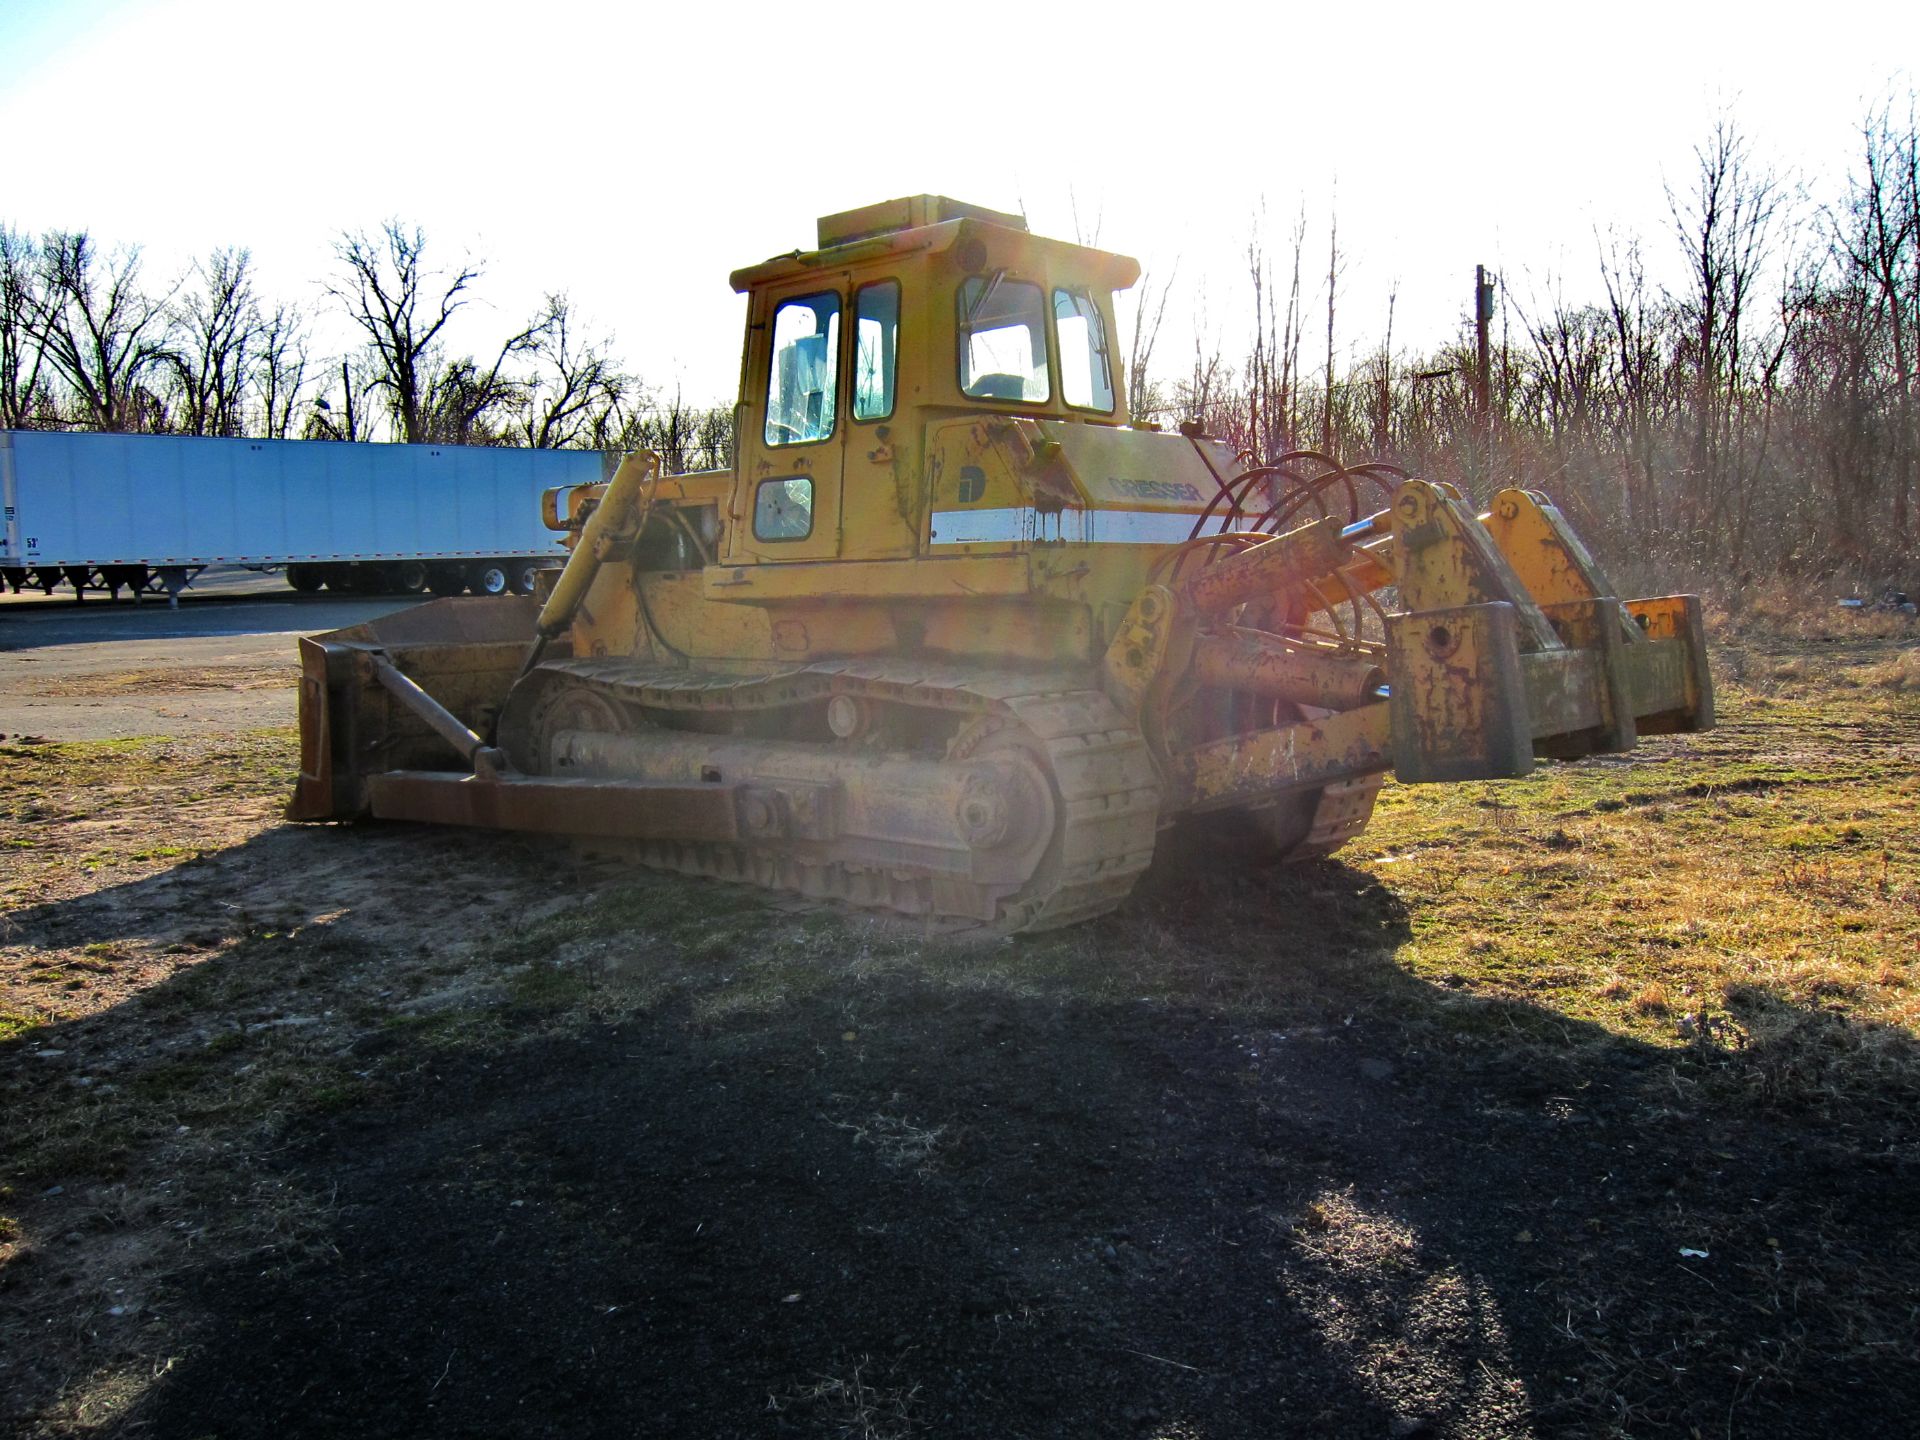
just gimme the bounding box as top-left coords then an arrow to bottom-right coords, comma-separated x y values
16,664 -> 297,699
1345,624 -> 1920,1078
1711,579 -> 1918,644
828,1111 -> 947,1174
769,1357 -> 922,1439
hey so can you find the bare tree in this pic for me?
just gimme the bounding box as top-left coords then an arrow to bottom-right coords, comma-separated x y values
1598,228 -> 1670,536
1666,114 -> 1784,545
305,357 -> 373,442
1245,201 -> 1306,459
255,302 -> 310,438
328,221 -> 538,444
516,294 -> 625,448
0,227 -> 50,428
1511,271 -> 1608,445
1836,98 -> 1919,544
1176,333 -> 1231,439
418,352 -> 532,446
691,403 -> 736,472
29,232 -> 174,431
1124,262 -> 1176,427
1366,283 -> 1399,453
625,386 -> 699,472
1322,201 -> 1344,453
167,247 -> 260,437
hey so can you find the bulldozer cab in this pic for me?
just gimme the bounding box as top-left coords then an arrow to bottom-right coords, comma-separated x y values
723,194 -> 1140,568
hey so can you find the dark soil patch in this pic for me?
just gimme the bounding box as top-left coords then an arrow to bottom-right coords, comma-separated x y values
135,976 -> 1920,1439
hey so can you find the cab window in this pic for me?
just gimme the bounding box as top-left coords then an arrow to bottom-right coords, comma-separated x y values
765,293 -> 840,445
853,281 -> 899,421
754,476 -> 813,540
1054,289 -> 1115,412
957,275 -> 1050,402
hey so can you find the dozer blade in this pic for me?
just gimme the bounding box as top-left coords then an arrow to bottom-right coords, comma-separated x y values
290,596 -> 542,822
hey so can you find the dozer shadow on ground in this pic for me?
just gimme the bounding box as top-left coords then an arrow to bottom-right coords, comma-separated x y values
5,821 -> 1918,1440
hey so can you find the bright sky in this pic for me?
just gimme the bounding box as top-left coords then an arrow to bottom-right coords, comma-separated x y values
2,0 -> 1915,408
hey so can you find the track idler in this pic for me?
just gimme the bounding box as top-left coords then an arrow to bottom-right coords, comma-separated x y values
544,727 -> 1056,889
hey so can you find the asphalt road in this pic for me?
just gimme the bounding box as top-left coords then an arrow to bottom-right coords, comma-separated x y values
0,577 -> 421,740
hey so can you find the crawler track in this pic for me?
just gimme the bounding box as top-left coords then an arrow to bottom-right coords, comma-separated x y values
504,658 -> 1163,930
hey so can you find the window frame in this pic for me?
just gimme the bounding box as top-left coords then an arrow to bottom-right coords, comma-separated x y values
851,278 -> 901,424
1051,286 -> 1117,415
763,290 -> 843,448
752,474 -> 816,543
954,273 -> 1053,406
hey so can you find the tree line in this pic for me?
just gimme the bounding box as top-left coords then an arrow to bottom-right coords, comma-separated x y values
8,102 -> 1919,597
1135,102 -> 1920,594
0,220 -> 735,472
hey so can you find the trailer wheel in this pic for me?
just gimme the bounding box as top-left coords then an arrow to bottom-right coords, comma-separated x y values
473,563 -> 511,596
509,562 -> 542,595
286,564 -> 324,593
393,561 -> 430,595
427,565 -> 468,596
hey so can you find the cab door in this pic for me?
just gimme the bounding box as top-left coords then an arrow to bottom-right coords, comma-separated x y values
841,275 -> 917,559
728,285 -> 846,563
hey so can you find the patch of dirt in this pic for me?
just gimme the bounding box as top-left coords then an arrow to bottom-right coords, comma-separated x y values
60,960 -> 1920,1440
3,639 -> 1919,1438
18,665 -> 296,699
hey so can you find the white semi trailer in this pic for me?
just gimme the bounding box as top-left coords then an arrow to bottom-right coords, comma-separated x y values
0,430 -> 611,601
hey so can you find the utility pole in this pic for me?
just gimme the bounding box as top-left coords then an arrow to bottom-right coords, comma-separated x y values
1322,215 -> 1339,453
1474,265 -> 1496,489
1473,264 -> 1494,425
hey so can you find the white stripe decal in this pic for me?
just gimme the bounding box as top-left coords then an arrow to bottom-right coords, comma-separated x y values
1086,510 -> 1202,545
928,506 -> 1032,545
929,507 -> 1198,547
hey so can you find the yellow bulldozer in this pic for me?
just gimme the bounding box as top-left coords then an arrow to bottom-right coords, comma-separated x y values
290,196 -> 1713,930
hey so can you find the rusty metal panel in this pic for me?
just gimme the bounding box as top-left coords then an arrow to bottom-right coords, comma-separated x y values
1624,595 -> 1714,733
367,772 -> 742,842
1178,704 -> 1391,810
1392,481 -> 1560,651
1621,640 -> 1690,722
288,636 -> 352,820
1191,631 -> 1386,711
1386,602 -> 1534,783
1519,649 -> 1606,740
1540,598 -> 1638,754
1174,516 -> 1347,616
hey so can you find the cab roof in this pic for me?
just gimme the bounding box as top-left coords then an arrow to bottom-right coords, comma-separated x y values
729,194 -> 1140,294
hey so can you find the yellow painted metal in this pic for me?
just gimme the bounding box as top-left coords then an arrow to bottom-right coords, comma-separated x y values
699,555 -> 1033,603
539,449 -> 661,641
1179,704 -> 1392,810
291,193 -> 1715,929
1175,517 -> 1349,617
1390,479 -> 1559,649
1623,595 -> 1715,732
1190,631 -> 1386,711
1482,487 -> 1623,612
1386,602 -> 1536,783
1100,584 -> 1177,715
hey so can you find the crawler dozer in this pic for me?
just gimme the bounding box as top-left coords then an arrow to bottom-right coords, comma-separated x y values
291,196 -> 1713,930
